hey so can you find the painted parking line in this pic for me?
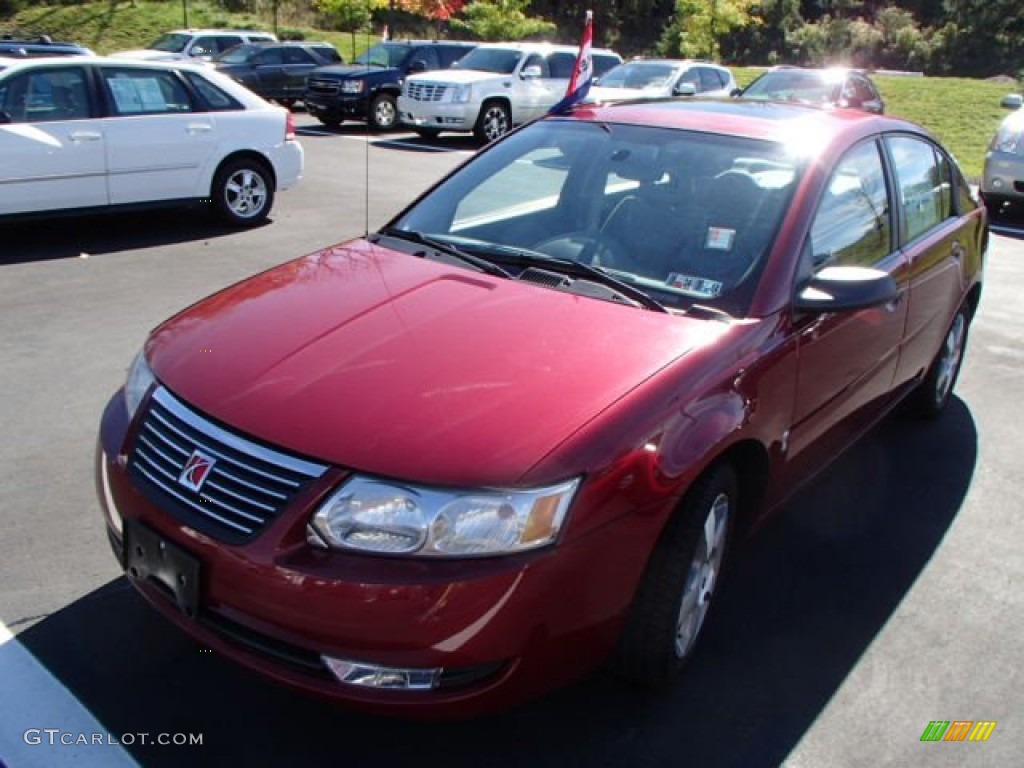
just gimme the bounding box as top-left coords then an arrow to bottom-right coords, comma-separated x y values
0,621 -> 138,767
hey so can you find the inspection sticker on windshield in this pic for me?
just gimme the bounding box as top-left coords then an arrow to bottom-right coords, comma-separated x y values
666,274 -> 723,298
705,226 -> 736,251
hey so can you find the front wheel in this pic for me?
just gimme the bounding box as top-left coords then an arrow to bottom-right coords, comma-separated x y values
611,464 -> 736,688
369,93 -> 399,131
911,304 -> 970,418
474,100 -> 510,143
211,158 -> 274,227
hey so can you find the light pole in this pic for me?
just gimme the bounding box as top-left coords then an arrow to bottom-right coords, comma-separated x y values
182,0 -> 189,28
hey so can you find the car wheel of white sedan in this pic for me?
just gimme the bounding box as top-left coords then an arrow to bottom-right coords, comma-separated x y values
213,158 -> 275,227
611,463 -> 735,687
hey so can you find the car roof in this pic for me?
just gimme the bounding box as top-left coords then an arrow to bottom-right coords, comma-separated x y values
564,98 -> 920,146
164,28 -> 274,35
474,41 -> 618,54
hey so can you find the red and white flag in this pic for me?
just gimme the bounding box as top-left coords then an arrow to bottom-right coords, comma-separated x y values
550,10 -> 593,113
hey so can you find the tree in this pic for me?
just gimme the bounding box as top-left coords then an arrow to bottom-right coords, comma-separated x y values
659,0 -> 759,59
317,0 -> 385,52
450,0 -> 556,41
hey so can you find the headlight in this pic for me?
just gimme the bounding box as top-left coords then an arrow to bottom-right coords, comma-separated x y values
123,350 -> 156,419
340,80 -> 364,94
452,84 -> 472,103
308,475 -> 580,557
993,125 -> 1022,154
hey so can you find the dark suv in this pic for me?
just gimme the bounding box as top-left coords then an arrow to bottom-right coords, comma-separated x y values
212,41 -> 342,108
304,40 -> 476,131
0,35 -> 94,58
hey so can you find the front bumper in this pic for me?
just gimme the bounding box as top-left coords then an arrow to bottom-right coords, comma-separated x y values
96,390 -> 645,717
397,97 -> 474,133
982,151 -> 1024,202
304,93 -> 370,122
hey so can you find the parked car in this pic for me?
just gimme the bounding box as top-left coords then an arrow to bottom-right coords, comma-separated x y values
398,42 -> 622,142
589,58 -> 736,102
0,35 -> 94,58
736,66 -> 885,114
980,94 -> 1024,219
97,98 -> 985,718
212,41 -> 341,108
0,57 -> 302,226
304,40 -> 477,131
112,29 -> 277,63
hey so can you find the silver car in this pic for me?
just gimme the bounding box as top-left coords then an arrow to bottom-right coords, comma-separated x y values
981,95 -> 1024,218
589,59 -> 736,102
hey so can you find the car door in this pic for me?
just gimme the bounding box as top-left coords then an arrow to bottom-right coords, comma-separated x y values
0,64 -> 107,215
512,53 -> 555,124
786,138 -> 910,485
98,65 -> 218,204
250,47 -> 286,97
281,47 -> 318,98
886,135 -> 969,388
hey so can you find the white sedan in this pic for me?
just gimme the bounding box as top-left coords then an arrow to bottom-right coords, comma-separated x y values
0,57 -> 303,226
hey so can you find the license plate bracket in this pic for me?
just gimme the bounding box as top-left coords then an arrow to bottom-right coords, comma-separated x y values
123,519 -> 201,619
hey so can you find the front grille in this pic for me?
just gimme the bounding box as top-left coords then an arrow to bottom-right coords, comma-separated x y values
130,387 -> 327,543
405,82 -> 449,102
306,77 -> 340,95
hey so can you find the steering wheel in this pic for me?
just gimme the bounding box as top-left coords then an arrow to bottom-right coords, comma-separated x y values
532,231 -> 630,269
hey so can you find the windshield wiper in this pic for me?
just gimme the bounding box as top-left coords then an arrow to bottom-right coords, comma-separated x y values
374,228 -> 511,278
458,242 -> 668,313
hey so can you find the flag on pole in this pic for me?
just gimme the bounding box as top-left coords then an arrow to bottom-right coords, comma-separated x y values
381,25 -> 389,42
549,10 -> 593,114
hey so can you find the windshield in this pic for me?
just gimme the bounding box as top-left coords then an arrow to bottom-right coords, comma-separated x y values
213,44 -> 257,64
354,43 -> 409,68
742,70 -> 841,105
598,62 -> 677,90
148,33 -> 191,53
451,47 -> 522,74
392,119 -> 802,315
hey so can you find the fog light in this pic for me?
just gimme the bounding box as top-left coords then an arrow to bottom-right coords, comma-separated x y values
991,177 -> 1004,189
322,656 -> 440,690
100,453 -> 124,536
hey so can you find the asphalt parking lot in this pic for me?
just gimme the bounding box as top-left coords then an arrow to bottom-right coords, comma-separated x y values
1,114 -> 1022,768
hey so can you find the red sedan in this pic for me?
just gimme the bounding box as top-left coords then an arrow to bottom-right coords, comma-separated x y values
96,99 -> 986,717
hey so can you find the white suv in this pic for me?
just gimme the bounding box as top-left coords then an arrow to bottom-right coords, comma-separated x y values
398,42 -> 621,143
112,29 -> 277,62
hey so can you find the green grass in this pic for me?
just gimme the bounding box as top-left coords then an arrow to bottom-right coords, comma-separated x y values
1,4 -> 1019,179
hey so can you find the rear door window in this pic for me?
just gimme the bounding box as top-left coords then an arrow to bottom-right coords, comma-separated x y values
101,67 -> 193,115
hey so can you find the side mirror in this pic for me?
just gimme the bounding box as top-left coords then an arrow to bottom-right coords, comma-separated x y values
520,65 -> 542,80
0,111 -> 11,124
1001,93 -> 1023,110
729,87 -> 742,98
674,82 -> 697,96
408,59 -> 427,74
793,266 -> 899,313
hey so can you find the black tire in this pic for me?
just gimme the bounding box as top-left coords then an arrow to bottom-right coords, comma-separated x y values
911,304 -> 970,418
211,157 -> 275,228
611,464 -> 737,688
414,128 -> 441,140
473,100 -> 511,143
317,115 -> 343,128
368,92 -> 399,131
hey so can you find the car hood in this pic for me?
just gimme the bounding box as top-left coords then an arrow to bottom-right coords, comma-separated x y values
311,64 -> 397,80
588,85 -> 670,102
413,69 -> 510,86
147,240 -> 724,486
110,49 -> 186,61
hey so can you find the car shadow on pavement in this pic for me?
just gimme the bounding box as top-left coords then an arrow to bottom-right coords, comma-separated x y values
0,209 -> 260,266
13,400 -> 977,768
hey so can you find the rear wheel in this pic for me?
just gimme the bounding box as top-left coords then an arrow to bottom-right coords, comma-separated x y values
211,157 -> 274,227
474,100 -> 510,143
611,464 -> 736,687
368,93 -> 399,131
911,304 -> 970,418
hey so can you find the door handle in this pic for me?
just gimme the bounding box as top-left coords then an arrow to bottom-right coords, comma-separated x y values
69,130 -> 102,142
951,241 -> 964,260
186,123 -> 213,135
885,291 -> 905,313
